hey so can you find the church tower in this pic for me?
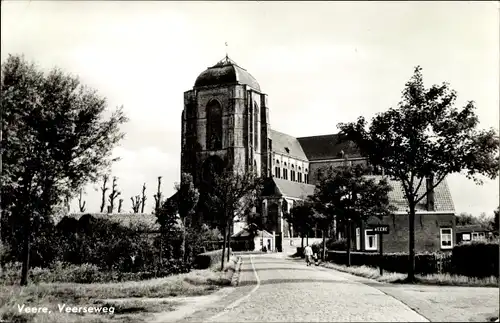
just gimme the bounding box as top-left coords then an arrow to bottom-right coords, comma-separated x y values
181,56 -> 271,187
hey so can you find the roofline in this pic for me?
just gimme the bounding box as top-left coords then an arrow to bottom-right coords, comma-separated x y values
296,133 -> 340,140
308,157 -> 367,163
272,151 -> 309,163
392,211 -> 456,215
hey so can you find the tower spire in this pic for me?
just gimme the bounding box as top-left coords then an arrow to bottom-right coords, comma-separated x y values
225,42 -> 228,59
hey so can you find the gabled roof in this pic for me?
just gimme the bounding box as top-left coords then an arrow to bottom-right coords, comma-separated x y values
232,227 -> 273,238
262,177 -> 316,199
270,129 -> 308,160
365,176 -> 455,213
297,134 -> 362,161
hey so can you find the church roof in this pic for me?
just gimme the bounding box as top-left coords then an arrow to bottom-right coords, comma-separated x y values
365,175 -> 455,213
262,177 -> 316,199
194,56 -> 261,91
297,134 -> 362,161
270,129 -> 308,160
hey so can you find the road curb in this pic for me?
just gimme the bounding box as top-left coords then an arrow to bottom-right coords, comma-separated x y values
231,256 -> 243,286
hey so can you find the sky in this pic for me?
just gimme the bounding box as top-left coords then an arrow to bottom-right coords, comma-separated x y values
1,1 -> 499,216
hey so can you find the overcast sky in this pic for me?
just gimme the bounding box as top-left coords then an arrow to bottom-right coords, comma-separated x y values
2,1 -> 499,216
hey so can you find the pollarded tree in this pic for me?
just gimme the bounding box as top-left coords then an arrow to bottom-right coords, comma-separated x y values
311,164 -> 394,265
338,66 -> 499,280
107,176 -> 120,213
1,54 -> 127,285
205,169 -> 263,270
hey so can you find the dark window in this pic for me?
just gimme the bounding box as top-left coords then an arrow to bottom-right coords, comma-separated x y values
206,100 -> 222,150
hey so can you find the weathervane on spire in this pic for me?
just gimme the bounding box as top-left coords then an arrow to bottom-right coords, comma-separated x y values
225,42 -> 228,59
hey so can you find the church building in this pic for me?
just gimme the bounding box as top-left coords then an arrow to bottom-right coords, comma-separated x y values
180,56 -> 455,253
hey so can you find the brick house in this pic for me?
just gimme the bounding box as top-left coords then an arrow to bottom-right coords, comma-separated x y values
354,176 -> 456,253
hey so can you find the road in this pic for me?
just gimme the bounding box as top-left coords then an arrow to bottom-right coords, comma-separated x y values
179,254 -> 434,322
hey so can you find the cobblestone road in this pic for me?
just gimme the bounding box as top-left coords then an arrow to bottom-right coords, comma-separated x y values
180,254 -> 429,322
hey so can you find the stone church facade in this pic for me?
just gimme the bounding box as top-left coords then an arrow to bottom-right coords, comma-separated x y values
179,56 -> 368,250
179,56 -> 455,253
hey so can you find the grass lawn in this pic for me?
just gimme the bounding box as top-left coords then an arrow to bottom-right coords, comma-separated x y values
320,261 -> 499,287
0,257 -> 239,323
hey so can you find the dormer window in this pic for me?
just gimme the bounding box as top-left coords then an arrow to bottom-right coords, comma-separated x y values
285,147 -> 290,154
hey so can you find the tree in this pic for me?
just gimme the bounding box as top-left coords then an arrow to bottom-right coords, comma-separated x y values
492,207 -> 499,234
338,66 -> 499,281
100,175 -> 109,213
1,54 -> 127,285
153,176 -> 163,214
140,183 -> 147,214
455,212 -> 477,226
118,198 -> 124,213
107,176 -> 120,213
173,173 -> 199,262
155,196 -> 180,262
205,169 -> 263,270
130,195 -> 141,213
283,200 -> 316,248
311,164 -> 393,265
78,189 -> 86,213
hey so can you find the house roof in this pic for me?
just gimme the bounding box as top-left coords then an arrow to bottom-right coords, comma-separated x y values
232,227 -> 273,238
262,177 -> 316,199
365,176 -> 455,213
297,134 -> 362,161
270,129 -> 308,160
456,224 -> 490,233
66,213 -> 166,231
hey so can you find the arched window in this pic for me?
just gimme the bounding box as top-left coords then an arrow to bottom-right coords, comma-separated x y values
206,100 -> 222,150
254,103 -> 259,151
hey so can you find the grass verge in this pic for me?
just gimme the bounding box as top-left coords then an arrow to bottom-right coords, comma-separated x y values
0,257 -> 239,323
321,262 -> 499,287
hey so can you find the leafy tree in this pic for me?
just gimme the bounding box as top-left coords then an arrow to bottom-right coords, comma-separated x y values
100,175 -> 109,213
492,207 -> 499,234
455,212 -> 478,226
205,169 -> 263,270
338,66 -> 499,281
155,196 -> 180,263
311,164 -> 393,265
173,173 -> 199,261
283,200 -> 317,248
1,54 -> 127,285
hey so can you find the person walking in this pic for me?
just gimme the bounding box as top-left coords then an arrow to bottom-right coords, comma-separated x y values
304,244 -> 313,266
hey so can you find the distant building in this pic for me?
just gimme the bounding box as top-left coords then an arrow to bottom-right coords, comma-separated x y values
179,56 -> 456,253
456,224 -> 494,244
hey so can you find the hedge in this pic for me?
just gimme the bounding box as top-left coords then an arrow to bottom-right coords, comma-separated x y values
327,240 -> 499,277
231,240 -> 255,252
194,249 -> 232,269
452,241 -> 499,278
326,250 -> 452,275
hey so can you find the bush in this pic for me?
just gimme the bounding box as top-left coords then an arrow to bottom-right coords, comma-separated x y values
326,238 -> 348,251
326,250 -> 452,275
193,249 -> 230,269
0,260 -> 192,285
452,240 -> 499,278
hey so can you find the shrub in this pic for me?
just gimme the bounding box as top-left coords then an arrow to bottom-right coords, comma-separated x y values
326,238 -> 348,251
452,240 -> 499,278
193,249 -> 230,269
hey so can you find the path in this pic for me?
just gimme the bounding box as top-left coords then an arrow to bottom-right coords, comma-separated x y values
178,254 -> 429,322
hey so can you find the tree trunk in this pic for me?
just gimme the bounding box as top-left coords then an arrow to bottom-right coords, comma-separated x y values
346,220 -> 352,267
322,229 -> 327,261
220,224 -> 227,271
226,221 -> 232,262
407,202 -> 416,282
20,212 -> 31,286
301,236 -> 304,248
306,234 -> 309,246
181,217 -> 186,262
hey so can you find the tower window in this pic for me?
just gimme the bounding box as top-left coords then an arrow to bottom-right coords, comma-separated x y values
206,100 -> 222,150
254,103 -> 259,151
